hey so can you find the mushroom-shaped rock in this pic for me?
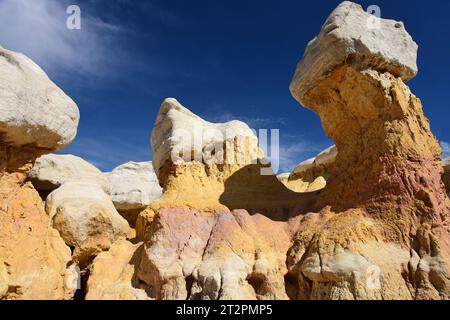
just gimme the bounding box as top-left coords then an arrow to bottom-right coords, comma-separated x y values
290,1 -> 418,104
107,161 -> 162,225
287,2 -> 450,300
45,181 -> 130,266
0,47 -> 79,163
28,154 -> 108,194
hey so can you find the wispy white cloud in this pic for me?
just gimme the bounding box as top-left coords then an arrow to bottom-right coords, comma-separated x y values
441,141 -> 450,158
0,0 -> 123,77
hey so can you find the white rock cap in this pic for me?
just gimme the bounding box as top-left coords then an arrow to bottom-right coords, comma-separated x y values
151,98 -> 260,180
314,145 -> 338,166
292,145 -> 337,175
28,154 -> 108,192
293,158 -> 315,175
0,46 -> 79,150
106,161 -> 162,211
277,172 -> 291,180
290,1 -> 418,104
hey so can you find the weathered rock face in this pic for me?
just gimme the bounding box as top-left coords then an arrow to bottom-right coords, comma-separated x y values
282,145 -> 337,193
0,47 -> 79,172
86,240 -> 151,300
107,161 -> 162,225
45,181 -> 130,267
287,1 -> 450,299
137,208 -> 291,300
0,260 -> 8,298
28,154 -> 108,194
0,173 -> 75,300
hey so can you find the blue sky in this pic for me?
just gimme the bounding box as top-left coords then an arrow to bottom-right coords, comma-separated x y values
0,0 -> 449,172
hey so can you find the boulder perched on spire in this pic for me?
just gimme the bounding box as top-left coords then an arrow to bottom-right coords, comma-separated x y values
290,1 -> 418,105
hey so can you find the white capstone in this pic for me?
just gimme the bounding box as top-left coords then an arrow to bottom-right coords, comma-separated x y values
292,158 -> 315,175
314,145 -> 338,166
0,46 -> 79,150
151,98 -> 260,180
290,1 -> 418,104
292,145 -> 337,175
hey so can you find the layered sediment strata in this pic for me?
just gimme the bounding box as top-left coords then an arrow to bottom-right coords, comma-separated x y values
128,99 -> 311,300
0,46 -> 80,299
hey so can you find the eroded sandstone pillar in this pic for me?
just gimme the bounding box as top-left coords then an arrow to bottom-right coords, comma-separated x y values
288,1 -> 450,299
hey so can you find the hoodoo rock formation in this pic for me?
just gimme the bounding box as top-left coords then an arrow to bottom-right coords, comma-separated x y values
0,47 -> 80,299
124,99 -> 307,300
98,1 -> 450,301
1,1 -> 450,301
288,1 -> 450,299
